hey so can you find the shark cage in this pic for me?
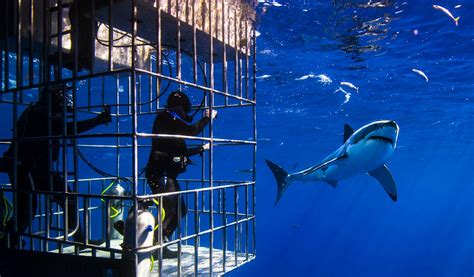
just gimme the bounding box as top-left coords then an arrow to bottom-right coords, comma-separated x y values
0,0 -> 257,276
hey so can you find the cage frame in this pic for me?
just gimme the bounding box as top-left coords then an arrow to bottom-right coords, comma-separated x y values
0,0 -> 258,275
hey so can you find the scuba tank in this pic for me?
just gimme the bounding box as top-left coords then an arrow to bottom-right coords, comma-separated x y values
102,180 -> 125,240
123,203 -> 155,277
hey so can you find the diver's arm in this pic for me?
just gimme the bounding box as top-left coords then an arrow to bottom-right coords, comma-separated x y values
67,106 -> 111,134
68,117 -> 101,134
186,146 -> 204,157
175,116 -> 210,136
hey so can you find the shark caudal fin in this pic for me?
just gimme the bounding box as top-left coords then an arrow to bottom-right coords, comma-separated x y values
265,159 -> 291,206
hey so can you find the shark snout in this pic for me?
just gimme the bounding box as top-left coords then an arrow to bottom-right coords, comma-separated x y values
375,120 -> 398,130
363,120 -> 399,146
372,120 -> 399,132
384,121 -> 399,137
385,120 -> 399,132
385,120 -> 398,128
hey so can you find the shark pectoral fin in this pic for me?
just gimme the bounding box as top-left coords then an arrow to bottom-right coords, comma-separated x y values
368,165 -> 397,202
343,124 -> 354,143
301,155 -> 347,176
325,180 -> 338,188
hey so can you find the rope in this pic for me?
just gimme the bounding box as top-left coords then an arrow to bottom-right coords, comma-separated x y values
0,191 -> 13,239
150,198 -> 166,272
100,179 -> 124,219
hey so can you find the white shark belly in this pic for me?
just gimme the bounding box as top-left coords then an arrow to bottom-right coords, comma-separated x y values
325,140 -> 394,181
324,162 -> 362,180
352,140 -> 393,163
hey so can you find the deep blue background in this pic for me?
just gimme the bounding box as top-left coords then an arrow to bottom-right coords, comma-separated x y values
230,0 -> 473,276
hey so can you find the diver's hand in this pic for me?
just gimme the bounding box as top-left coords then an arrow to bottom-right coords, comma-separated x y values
205,109 -> 218,120
202,143 -> 210,151
98,105 -> 112,125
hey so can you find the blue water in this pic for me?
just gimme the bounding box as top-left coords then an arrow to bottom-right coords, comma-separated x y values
230,0 -> 474,276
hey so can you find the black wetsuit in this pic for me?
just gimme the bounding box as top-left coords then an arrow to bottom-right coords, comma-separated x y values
0,102 -> 106,246
145,110 -> 209,240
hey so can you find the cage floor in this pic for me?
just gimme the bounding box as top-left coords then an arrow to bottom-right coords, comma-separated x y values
53,239 -> 254,276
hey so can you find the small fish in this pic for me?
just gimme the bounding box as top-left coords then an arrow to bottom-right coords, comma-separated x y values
236,169 -> 254,174
295,74 -> 332,85
411,68 -> 429,82
334,87 -> 351,104
340,81 -> 359,93
433,5 -> 460,26
256,74 -> 271,80
454,5 -> 461,9
295,74 -> 315,81
316,74 -> 332,85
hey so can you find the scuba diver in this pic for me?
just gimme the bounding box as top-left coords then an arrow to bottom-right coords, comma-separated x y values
145,90 -> 217,259
0,84 -> 111,248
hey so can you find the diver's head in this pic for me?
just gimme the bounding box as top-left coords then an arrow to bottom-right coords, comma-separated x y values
38,83 -> 74,113
166,90 -> 193,122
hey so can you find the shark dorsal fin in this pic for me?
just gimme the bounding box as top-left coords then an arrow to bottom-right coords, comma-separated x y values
344,124 -> 354,143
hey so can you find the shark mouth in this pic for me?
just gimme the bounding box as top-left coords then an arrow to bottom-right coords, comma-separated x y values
368,135 -> 394,145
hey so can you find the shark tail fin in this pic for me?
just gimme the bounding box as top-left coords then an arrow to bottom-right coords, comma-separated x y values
454,16 -> 460,26
265,159 -> 290,206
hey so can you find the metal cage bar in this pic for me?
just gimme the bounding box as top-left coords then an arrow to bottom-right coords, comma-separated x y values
0,0 -> 257,275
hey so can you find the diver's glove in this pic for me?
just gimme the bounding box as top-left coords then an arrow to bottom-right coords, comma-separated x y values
98,105 -> 112,125
204,109 -> 218,120
197,143 -> 210,157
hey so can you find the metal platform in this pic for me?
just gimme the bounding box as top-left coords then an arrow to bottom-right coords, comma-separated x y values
2,0 -> 256,70
54,239 -> 255,276
94,0 -> 256,61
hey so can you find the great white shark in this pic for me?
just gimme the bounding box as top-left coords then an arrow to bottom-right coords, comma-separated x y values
266,120 -> 399,205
